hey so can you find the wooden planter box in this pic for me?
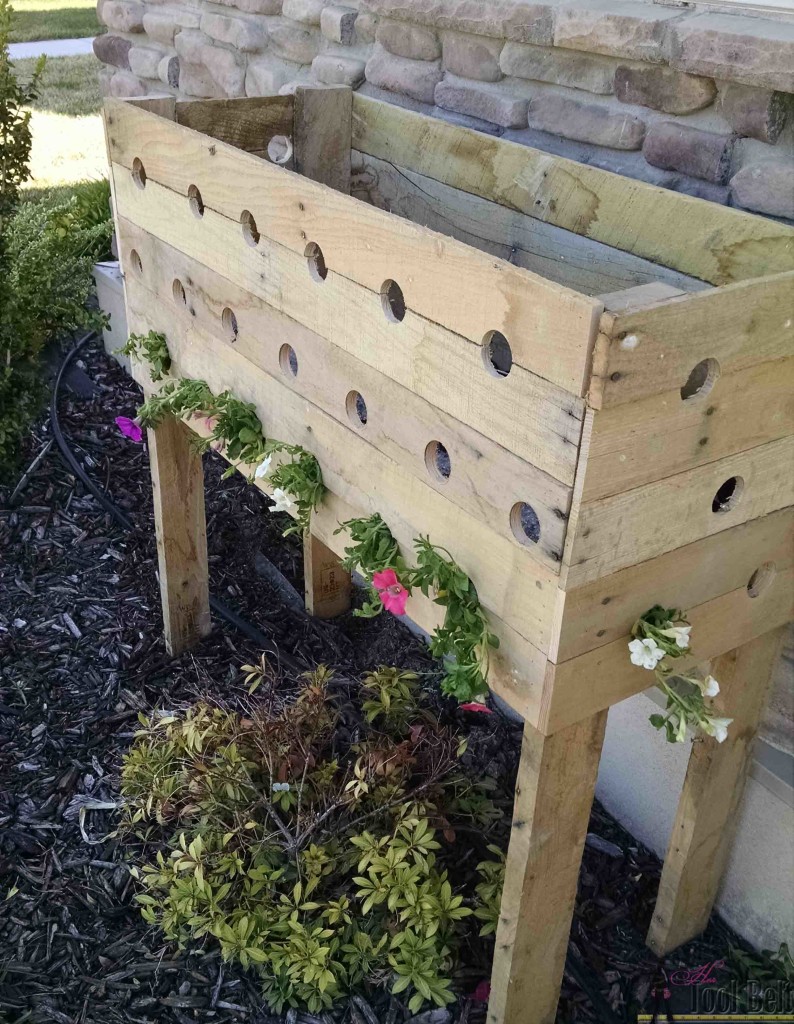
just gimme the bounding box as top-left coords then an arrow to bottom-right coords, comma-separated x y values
105,88 -> 794,1024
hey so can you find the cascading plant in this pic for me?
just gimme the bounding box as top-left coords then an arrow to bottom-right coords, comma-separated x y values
337,514 -> 498,705
629,605 -> 732,744
119,330 -> 171,382
117,331 -> 324,535
119,331 -> 498,703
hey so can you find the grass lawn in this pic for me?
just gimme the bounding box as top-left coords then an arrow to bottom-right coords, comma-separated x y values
10,0 -> 99,43
16,53 -> 107,190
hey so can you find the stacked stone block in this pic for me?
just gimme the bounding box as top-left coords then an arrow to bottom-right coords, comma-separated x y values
95,0 -> 794,220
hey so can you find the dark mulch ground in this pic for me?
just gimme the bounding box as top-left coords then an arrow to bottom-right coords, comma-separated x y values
0,337 -> 765,1024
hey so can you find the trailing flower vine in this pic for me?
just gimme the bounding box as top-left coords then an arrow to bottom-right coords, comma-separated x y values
630,605 -> 732,744
117,332 -> 325,536
119,333 -> 496,704
336,514 -> 498,704
136,381 -> 324,536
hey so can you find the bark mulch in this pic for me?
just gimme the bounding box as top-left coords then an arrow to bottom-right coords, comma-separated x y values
0,337 -> 763,1024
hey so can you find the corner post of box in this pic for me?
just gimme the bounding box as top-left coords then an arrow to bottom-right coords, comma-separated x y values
647,626 -> 786,956
293,85 -> 353,194
292,84 -> 354,617
148,415 -> 212,656
488,706 -> 608,1024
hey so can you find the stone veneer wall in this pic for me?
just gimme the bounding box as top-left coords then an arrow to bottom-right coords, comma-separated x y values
95,0 -> 794,220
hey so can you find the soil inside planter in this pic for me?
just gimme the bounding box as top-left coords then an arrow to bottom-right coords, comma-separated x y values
0,338 -> 767,1023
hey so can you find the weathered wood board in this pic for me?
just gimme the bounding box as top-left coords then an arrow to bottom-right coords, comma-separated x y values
351,95 -> 794,286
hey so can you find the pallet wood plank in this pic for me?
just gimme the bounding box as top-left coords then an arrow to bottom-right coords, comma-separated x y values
293,86 -> 351,193
104,98 -> 601,395
303,533 -> 352,618
354,153 -> 708,299
351,95 -> 794,287
112,171 -> 584,488
119,217 -> 571,565
562,435 -> 794,588
578,358 -> 794,502
590,273 -> 794,408
646,628 -> 785,955
174,96 -> 293,158
489,710 -> 608,1024
148,415 -> 211,655
123,276 -> 563,660
543,567 -> 793,733
552,508 -> 794,662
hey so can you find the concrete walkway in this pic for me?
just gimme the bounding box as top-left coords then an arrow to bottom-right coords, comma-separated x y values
9,36 -> 95,60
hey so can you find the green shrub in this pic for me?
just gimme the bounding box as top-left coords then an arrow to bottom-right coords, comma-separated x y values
120,665 -> 506,1015
49,178 -> 114,260
0,190 -> 112,480
0,0 -> 44,220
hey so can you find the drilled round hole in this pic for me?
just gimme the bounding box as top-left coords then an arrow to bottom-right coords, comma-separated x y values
267,135 -> 293,165
482,330 -> 513,378
747,562 -> 776,598
712,476 -> 744,514
279,343 -> 298,377
425,441 -> 451,482
131,157 -> 147,189
510,502 -> 541,546
380,279 -> 406,323
188,184 -> 204,218
305,242 -> 328,283
172,278 -> 186,305
681,358 -> 720,401
222,307 -> 239,342
241,210 -> 260,247
346,390 -> 367,427
129,249 -> 143,275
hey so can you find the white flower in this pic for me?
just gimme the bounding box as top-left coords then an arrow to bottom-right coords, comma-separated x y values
628,637 -> 665,671
272,782 -> 291,792
660,624 -> 692,649
703,716 -> 732,743
269,488 -> 295,514
701,675 -> 720,698
254,455 -> 272,479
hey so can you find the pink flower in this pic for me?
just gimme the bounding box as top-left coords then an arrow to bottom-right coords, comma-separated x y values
372,568 -> 408,616
460,702 -> 493,714
115,416 -> 143,443
472,981 -> 491,1004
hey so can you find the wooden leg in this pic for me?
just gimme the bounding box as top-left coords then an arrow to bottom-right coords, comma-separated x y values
488,710 -> 608,1024
303,532 -> 351,618
148,415 -> 211,656
646,627 -> 785,956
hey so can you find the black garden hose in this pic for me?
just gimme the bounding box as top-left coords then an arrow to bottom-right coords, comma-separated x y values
50,332 -> 305,672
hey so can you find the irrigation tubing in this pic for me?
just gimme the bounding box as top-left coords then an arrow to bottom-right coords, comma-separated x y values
50,332 -> 304,672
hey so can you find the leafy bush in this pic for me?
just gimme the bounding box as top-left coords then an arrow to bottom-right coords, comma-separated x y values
0,0 -> 44,219
120,665 -> 506,1015
0,190 -> 112,479
49,177 -> 114,260
724,942 -> 794,1011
